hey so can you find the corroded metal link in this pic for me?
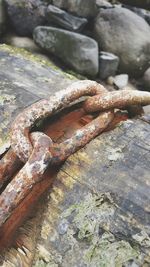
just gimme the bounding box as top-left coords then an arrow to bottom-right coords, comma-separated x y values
0,132 -> 52,227
11,80 -> 107,163
0,111 -> 114,227
0,80 -> 108,190
50,111 -> 114,164
0,149 -> 22,190
84,90 -> 150,113
1,80 -> 150,230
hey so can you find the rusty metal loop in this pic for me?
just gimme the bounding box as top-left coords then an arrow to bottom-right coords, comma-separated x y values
1,80 -> 150,231
11,80 -> 107,163
0,110 -> 114,227
0,77 -> 113,229
0,80 -> 109,191
84,90 -> 150,113
50,110 -> 114,164
0,132 -> 53,227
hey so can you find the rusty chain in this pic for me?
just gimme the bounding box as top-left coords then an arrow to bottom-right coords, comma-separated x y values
0,80 -> 150,231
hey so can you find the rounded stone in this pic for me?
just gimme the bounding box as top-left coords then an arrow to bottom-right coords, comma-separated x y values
52,0 -> 97,18
113,74 -> 129,89
123,5 -> 150,25
46,4 -> 88,32
33,26 -> 99,76
94,7 -> 150,77
5,0 -> 46,36
99,51 -> 119,79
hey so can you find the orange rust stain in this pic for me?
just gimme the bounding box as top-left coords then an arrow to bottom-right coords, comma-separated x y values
0,105 -> 128,249
105,111 -> 128,132
0,107 -> 88,249
43,107 -> 89,141
0,166 -> 59,250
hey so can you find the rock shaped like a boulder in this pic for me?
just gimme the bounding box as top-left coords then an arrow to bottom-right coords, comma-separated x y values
94,7 -> 150,76
46,5 -> 88,32
5,0 -> 46,36
123,5 -> 150,25
99,51 -> 119,79
33,26 -> 99,76
52,0 -> 97,18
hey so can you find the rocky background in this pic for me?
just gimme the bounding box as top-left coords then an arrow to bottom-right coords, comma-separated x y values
0,0 -> 150,91
0,1 -> 150,267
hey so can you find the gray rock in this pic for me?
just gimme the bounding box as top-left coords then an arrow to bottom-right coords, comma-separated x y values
143,67 -> 150,91
52,0 -> 97,18
46,5 -> 88,32
99,51 -> 119,79
4,0 -> 47,36
0,0 -> 6,36
113,74 -> 129,89
123,5 -> 150,25
33,26 -> 99,76
94,7 -> 150,77
119,0 -> 150,10
2,33 -> 42,52
96,0 -> 113,8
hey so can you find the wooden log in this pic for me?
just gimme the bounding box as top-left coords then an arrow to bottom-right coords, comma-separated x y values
0,45 -> 150,267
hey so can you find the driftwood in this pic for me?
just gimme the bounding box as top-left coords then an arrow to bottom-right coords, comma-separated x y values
0,45 -> 150,267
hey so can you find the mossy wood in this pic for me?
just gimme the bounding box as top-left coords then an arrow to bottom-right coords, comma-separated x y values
0,45 -> 149,267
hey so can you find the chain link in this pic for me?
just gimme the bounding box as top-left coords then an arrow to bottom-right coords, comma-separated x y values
0,80 -> 150,231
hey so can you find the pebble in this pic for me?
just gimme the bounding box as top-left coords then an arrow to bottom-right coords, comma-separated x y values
99,51 -> 119,79
113,74 -> 129,89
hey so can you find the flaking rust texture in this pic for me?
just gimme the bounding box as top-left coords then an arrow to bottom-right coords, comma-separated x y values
0,44 -> 76,266
84,90 -> 150,113
0,44 -> 150,267
10,80 -> 107,162
33,119 -> 150,267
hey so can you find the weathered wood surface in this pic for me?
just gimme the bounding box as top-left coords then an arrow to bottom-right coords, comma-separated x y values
0,45 -> 150,267
0,44 -> 75,149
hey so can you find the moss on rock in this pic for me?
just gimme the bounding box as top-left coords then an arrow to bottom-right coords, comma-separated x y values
0,44 -> 77,79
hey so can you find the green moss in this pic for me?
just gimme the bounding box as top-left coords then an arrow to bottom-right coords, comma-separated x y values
0,44 -> 77,80
63,193 -> 140,267
65,69 -> 86,80
84,233 -> 138,267
33,259 -> 58,267
0,94 -> 16,105
33,244 -> 61,267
